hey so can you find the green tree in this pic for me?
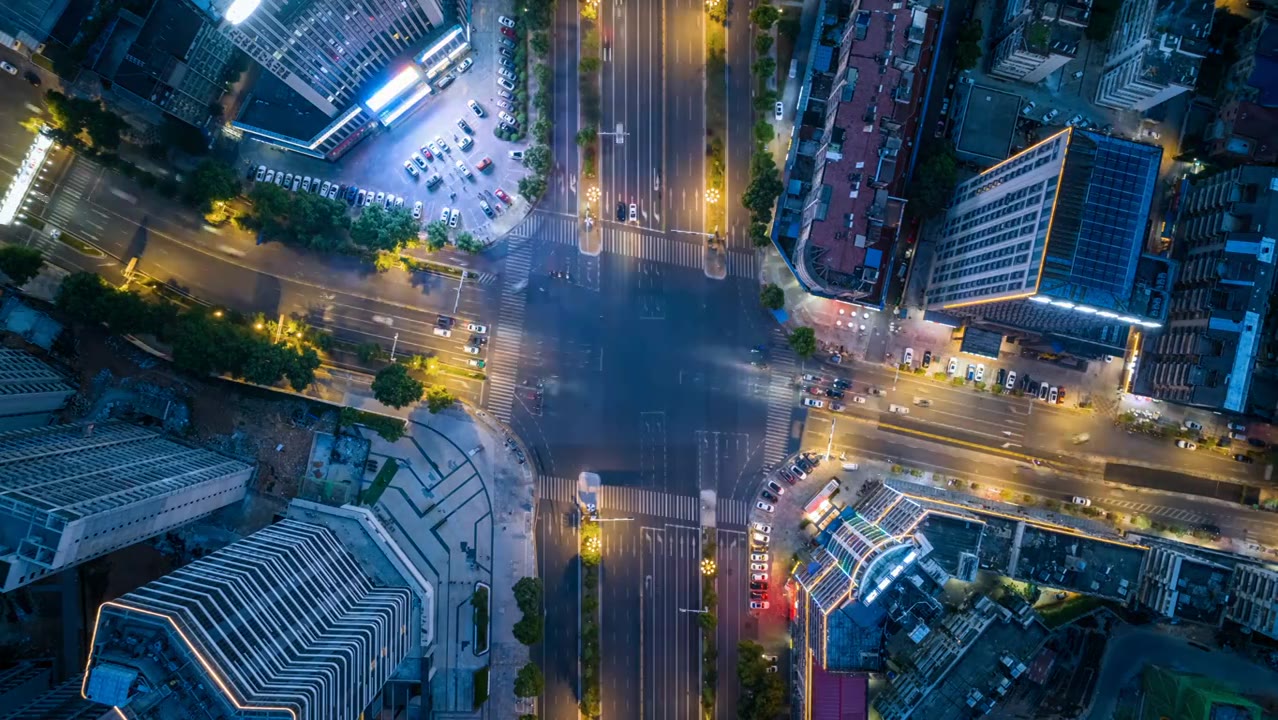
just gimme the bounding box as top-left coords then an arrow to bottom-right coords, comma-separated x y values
83,107 -> 126,150
579,55 -> 600,73
372,364 -> 425,409
752,56 -> 777,80
749,222 -> 771,247
246,183 -> 293,233
424,220 -> 450,251
576,126 -> 597,147
788,326 -> 817,358
286,193 -> 351,251
356,342 -> 384,363
524,145 -> 553,175
531,32 -> 551,56
742,152 -> 783,222
518,175 -> 548,202
513,662 -> 544,698
374,250 -> 399,273
514,577 -> 543,610
737,641 -> 784,720
455,232 -> 484,254
755,34 -> 774,54
905,143 -> 958,219
350,204 -> 418,252
533,118 -> 552,144
955,40 -> 983,71
759,283 -> 784,311
0,246 -> 46,285
753,119 -> 775,145
753,88 -> 779,112
424,385 -> 456,413
182,159 -> 240,212
284,347 -> 320,391
513,613 -> 544,645
749,3 -> 781,29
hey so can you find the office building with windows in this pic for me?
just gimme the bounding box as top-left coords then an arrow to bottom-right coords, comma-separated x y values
1094,0 -> 1213,112
0,421 -> 252,592
924,128 -> 1171,356
0,347 -> 74,431
1133,166 -> 1278,415
83,502 -> 432,720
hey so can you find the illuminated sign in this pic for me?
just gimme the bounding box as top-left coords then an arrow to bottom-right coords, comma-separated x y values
366,66 -> 422,111
223,0 -> 261,24
380,84 -> 431,125
0,132 -> 54,226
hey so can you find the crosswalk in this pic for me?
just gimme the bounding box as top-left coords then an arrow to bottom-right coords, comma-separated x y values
1103,498 -> 1208,524
509,211 -> 578,245
45,157 -> 98,230
485,238 -> 532,422
603,227 -> 701,269
465,269 -> 500,286
718,499 -> 749,527
725,251 -> 757,279
534,476 -> 701,522
763,328 -> 800,465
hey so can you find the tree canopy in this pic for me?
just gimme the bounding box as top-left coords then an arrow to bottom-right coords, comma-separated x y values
737,641 -> 784,720
760,283 -> 785,311
371,364 -> 425,408
513,662 -> 544,698
181,159 -> 240,212
424,385 -> 457,414
749,4 -> 781,29
350,204 -> 419,253
788,326 -> 817,358
906,143 -> 958,220
0,246 -> 46,286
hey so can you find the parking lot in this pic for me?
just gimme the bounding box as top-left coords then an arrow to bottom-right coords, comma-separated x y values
240,10 -> 532,243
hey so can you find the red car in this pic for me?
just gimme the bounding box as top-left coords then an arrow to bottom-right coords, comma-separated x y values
500,26 -> 517,39
494,188 -> 512,204
1057,387 -> 1067,404
419,144 -> 433,160
476,156 -> 493,172
807,386 -> 822,395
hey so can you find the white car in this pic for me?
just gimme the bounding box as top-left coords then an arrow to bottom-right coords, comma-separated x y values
449,207 -> 460,228
750,601 -> 770,610
404,161 -> 420,177
751,520 -> 773,533
467,323 -> 488,334
394,196 -> 404,208
1021,100 -> 1037,115
903,348 -> 914,366
291,176 -> 301,192
255,165 -> 266,181
774,101 -> 784,121
509,150 -> 525,160
750,563 -> 768,572
947,357 -> 959,375
1048,386 -> 1058,403
1183,420 -> 1203,431
498,110 -> 517,125
802,398 -> 824,408
497,67 -> 517,80
765,481 -> 785,495
498,14 -> 516,27
464,346 -> 480,355
456,160 -> 472,178
851,395 -> 867,404
301,176 -> 312,192
752,531 -> 771,546
750,555 -> 767,564
320,181 -> 331,196
1176,440 -> 1197,450
756,501 -> 775,513
1038,383 -> 1050,401
412,201 -> 422,219
629,203 -> 638,222
497,77 -> 515,91
0,61 -> 17,75
458,135 -> 473,151
1005,371 -> 1016,390
264,169 -> 275,184
283,172 -> 293,187
468,99 -> 485,117
751,571 -> 768,582
439,207 -> 450,223
330,184 -> 341,200
433,327 -> 452,338
274,172 -> 286,186
1071,496 -> 1091,507
974,364 -> 985,382
383,193 -> 395,209
362,191 -> 374,207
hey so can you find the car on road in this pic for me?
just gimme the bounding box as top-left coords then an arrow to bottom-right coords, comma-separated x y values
449,208 -> 460,228
948,357 -> 959,375
616,202 -> 626,221
467,323 -> 488,334
0,61 -> 17,75
765,481 -> 784,496
1234,454 -> 1255,464
750,601 -> 769,610
1176,440 -> 1197,450
1048,386 -> 1058,403
774,101 -> 784,121
802,373 -> 821,382
468,100 -> 485,117
756,501 -> 774,513
404,161 -> 419,177
457,57 -> 473,73
975,364 -> 985,382
1183,420 -> 1203,431
412,153 -> 428,169
1071,496 -> 1091,506
495,188 -> 513,204
802,398 -> 824,408
966,364 -> 975,381
499,14 -> 516,27
903,348 -> 914,366
1005,371 -> 1016,390
629,203 -> 638,222
833,378 -> 851,389
411,201 -> 422,219
479,200 -> 494,218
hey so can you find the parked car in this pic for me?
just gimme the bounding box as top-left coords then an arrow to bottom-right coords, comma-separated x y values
1021,100 -> 1037,115
1183,420 -> 1203,431
479,200 -> 494,217
1234,454 -> 1255,464
1048,387 -> 1058,403
495,188 -> 513,204
750,601 -> 770,610
802,398 -> 824,408
765,481 -> 785,496
760,490 -> 778,503
1176,440 -> 1197,450
948,357 -> 959,375
0,61 -> 17,75
404,161 -> 419,177
903,348 -> 914,365
412,201 -> 422,219
498,14 -> 516,27
457,57 -> 473,73
1005,371 -> 1016,390
477,157 -> 493,172
756,501 -> 775,513
412,153 -> 428,169
975,364 -> 985,382
774,101 -> 784,121
1041,109 -> 1060,124
468,99 -> 485,117
449,207 -> 460,228
1071,496 -> 1091,506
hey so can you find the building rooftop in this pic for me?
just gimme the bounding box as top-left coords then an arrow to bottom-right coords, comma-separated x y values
1140,0 -> 1214,88
810,667 -> 868,720
235,70 -> 334,140
954,84 -> 1023,163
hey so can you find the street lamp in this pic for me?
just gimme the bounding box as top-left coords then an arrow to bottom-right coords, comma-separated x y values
679,606 -> 711,614
587,185 -> 600,203
700,558 -> 717,576
705,187 -> 721,204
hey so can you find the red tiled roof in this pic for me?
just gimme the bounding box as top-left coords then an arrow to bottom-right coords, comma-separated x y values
811,665 -> 868,720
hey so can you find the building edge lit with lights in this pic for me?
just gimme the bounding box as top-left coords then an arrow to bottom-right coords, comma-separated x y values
923,127 -> 1173,358
82,500 -> 434,720
194,0 -> 471,160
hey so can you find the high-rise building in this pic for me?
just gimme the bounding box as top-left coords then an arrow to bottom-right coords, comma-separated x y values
924,128 -> 1171,356
0,421 -> 252,592
1133,166 -> 1278,415
0,347 -> 74,431
1205,15 -> 1278,164
82,502 -> 432,720
1094,0 -> 1213,112
989,0 -> 1088,85
1226,564 -> 1278,639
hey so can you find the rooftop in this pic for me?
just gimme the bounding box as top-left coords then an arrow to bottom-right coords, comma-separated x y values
810,666 -> 868,720
954,84 -> 1023,162
1140,0 -> 1214,88
235,70 -> 333,140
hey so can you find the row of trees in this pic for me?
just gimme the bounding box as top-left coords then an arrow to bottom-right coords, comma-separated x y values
955,19 -> 984,71
56,272 -> 320,390
45,91 -> 127,151
580,520 -> 601,718
512,577 -> 544,645
737,641 -> 785,720
240,184 -> 423,257
742,3 -> 786,247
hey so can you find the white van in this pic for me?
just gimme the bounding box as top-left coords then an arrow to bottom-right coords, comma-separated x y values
841,462 -> 859,471
888,404 -> 909,414
433,327 -> 452,338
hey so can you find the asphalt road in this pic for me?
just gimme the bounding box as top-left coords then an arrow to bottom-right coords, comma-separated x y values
535,499 -> 580,720
599,0 -> 664,225
662,0 -> 708,235
548,0 -> 581,215
723,0 -> 756,249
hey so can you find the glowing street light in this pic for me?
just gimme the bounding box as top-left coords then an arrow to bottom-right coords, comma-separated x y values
700,558 -> 717,576
586,185 -> 601,203
705,187 -> 721,204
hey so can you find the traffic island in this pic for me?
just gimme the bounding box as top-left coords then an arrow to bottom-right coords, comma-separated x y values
580,519 -> 602,718
579,186 -> 602,256
700,530 -> 720,718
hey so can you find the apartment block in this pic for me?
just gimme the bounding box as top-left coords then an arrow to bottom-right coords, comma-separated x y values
83,502 -> 432,720
1206,15 -> 1278,164
1226,564 -> 1278,638
1134,166 -> 1278,415
925,128 -> 1170,356
1094,0 -> 1213,111
0,421 -> 252,592
990,0 -> 1088,84
0,347 -> 73,431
